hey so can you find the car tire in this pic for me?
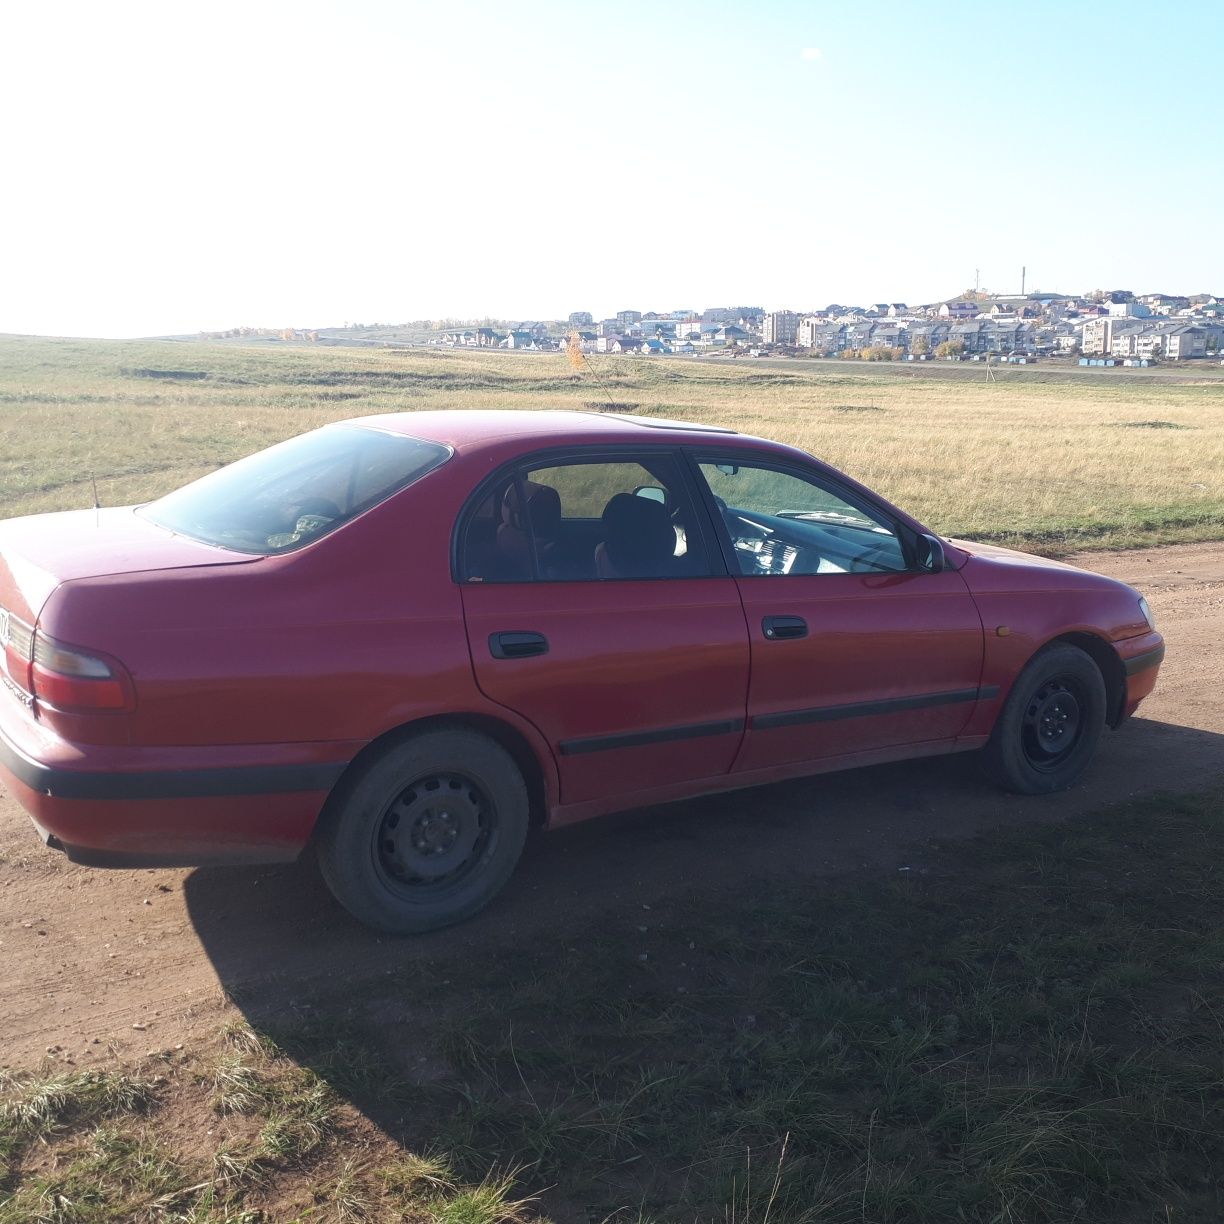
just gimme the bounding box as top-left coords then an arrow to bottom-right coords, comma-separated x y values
982,643 -> 1107,795
316,729 -> 529,934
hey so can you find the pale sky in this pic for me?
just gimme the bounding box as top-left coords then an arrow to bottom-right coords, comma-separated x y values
2,0 -> 1221,338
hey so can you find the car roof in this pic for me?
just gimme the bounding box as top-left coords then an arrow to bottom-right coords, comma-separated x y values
338,409 -> 739,453
332,408 -> 933,542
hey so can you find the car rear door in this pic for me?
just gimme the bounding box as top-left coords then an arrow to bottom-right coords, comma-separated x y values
690,455 -> 986,773
457,450 -> 750,807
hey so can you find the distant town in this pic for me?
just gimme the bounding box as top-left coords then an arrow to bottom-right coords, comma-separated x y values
201,289 -> 1224,366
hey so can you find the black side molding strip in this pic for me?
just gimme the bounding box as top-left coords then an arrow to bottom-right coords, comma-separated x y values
0,732 -> 346,802
1124,644 -> 1166,677
559,718 -> 744,757
753,685 -> 998,732
557,686 -> 1001,754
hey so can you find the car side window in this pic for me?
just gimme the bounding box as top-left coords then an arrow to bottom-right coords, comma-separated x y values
460,457 -> 714,582
696,460 -> 908,576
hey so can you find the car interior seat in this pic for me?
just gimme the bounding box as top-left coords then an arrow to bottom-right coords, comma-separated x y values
497,480 -> 562,578
594,492 -> 678,579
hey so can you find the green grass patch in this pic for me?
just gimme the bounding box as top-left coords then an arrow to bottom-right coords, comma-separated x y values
230,787 -> 1224,1223
6,789 -> 1224,1219
0,1038 -> 533,1222
0,1070 -> 159,1179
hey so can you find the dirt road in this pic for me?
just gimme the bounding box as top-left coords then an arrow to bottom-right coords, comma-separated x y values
3,543 -> 1222,1069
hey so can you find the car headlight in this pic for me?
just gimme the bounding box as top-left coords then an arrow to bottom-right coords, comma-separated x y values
1138,596 -> 1156,630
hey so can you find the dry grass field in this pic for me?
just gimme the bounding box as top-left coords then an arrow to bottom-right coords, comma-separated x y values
4,336 -> 1224,1220
2,336 -> 1223,553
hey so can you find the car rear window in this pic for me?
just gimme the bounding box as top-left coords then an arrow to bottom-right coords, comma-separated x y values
138,425 -> 450,554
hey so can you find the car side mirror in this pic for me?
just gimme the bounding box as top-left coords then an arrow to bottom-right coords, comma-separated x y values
915,533 -> 946,573
633,486 -> 666,504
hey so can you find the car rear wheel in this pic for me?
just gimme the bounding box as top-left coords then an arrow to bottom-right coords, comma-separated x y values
982,643 -> 1107,795
317,729 -> 529,933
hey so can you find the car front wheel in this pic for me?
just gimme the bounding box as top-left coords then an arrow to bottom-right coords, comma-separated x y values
983,643 -> 1107,794
317,729 -> 530,933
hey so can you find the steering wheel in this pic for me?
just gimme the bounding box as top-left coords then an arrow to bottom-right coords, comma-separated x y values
720,503 -> 769,541
262,496 -> 343,548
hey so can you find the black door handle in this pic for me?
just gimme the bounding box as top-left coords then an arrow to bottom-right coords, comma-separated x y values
762,615 -> 807,641
489,631 -> 549,659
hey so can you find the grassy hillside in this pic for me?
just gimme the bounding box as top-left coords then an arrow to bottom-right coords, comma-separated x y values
1,336 -> 1223,553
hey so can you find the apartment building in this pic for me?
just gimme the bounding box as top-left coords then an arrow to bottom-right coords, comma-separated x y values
762,310 -> 799,345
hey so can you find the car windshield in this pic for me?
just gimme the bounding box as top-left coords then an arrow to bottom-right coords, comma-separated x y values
138,425 -> 449,554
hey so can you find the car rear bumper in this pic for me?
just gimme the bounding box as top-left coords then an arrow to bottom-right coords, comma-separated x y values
1114,631 -> 1165,721
0,709 -> 358,867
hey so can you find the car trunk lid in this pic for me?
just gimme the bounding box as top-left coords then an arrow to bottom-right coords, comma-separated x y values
0,508 -> 259,698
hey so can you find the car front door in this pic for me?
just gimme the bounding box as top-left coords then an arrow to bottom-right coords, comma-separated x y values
691,456 -> 986,773
457,451 -> 750,807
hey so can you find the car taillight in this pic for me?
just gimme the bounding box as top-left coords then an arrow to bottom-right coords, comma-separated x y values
30,632 -> 134,712
2,611 -> 35,694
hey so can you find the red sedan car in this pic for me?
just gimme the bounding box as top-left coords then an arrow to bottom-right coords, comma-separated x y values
0,411 -> 1164,931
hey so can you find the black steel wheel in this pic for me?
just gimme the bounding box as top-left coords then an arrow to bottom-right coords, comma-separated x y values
983,644 -> 1106,795
1020,676 -> 1087,772
317,729 -> 529,933
374,773 -> 494,895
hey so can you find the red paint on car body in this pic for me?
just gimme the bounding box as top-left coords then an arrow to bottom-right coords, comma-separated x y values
0,411 -> 1164,871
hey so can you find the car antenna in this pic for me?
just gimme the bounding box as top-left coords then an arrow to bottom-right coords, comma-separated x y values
566,330 -> 620,412
91,476 -> 101,524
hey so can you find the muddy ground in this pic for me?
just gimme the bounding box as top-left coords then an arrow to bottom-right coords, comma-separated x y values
2,542 -> 1222,1070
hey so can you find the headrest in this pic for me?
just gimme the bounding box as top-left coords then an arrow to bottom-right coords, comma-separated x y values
502,480 -> 562,539
601,493 -> 675,567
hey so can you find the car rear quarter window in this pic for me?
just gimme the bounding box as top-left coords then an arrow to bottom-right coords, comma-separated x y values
139,425 -> 449,554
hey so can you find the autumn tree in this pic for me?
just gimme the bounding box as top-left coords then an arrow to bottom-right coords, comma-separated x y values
565,330 -> 585,373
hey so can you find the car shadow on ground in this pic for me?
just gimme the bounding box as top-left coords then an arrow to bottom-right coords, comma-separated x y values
185,715 -> 1224,1004
183,714 -> 1224,993
183,716 -> 1224,1211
